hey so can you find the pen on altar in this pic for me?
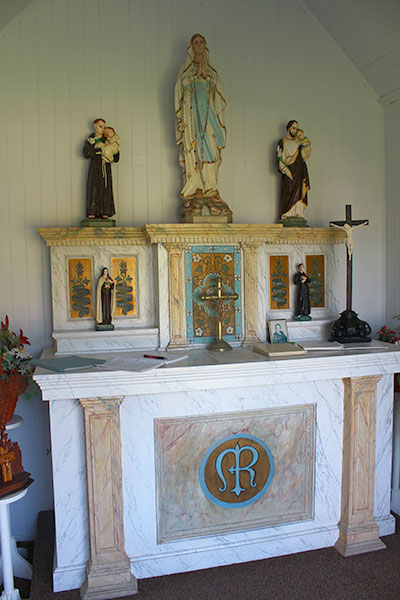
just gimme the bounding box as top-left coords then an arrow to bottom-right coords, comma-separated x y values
143,354 -> 166,360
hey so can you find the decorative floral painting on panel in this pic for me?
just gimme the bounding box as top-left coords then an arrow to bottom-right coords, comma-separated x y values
185,246 -> 242,345
306,255 -> 325,308
269,255 -> 289,309
112,257 -> 137,317
68,258 -> 94,319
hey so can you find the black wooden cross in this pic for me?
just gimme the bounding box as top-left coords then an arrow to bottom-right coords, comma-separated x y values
330,205 -> 368,312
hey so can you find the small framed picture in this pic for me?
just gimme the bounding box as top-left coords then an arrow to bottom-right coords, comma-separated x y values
268,319 -> 289,344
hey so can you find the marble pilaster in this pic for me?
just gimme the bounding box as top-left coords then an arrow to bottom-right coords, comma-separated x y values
164,243 -> 187,348
241,242 -> 262,345
335,375 -> 386,557
79,397 -> 137,600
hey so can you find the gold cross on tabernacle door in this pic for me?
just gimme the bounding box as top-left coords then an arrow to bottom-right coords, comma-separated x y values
200,276 -> 238,352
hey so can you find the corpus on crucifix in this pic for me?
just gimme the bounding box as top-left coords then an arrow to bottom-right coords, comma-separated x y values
329,204 -> 371,343
200,276 -> 238,351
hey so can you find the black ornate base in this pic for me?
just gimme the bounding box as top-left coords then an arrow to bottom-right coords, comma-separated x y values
95,323 -> 114,331
329,310 -> 371,344
278,216 -> 310,228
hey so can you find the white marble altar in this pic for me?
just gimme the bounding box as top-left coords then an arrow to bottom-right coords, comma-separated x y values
33,343 -> 400,594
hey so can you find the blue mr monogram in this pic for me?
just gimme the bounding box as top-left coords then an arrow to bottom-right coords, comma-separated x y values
200,434 -> 274,508
216,442 -> 258,497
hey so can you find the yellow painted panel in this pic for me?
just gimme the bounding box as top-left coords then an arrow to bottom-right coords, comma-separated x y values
270,256 -> 289,310
112,257 -> 137,317
306,255 -> 325,308
68,258 -> 93,319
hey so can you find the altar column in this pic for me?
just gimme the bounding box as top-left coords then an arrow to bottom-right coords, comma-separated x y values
79,397 -> 137,600
335,376 -> 386,557
164,243 -> 187,348
241,242 -> 262,345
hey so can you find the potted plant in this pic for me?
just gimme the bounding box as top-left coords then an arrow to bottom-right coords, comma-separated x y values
0,315 -> 32,426
377,315 -> 400,392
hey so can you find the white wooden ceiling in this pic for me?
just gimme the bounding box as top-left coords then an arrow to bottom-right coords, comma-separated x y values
1,0 -> 399,105
0,0 -> 32,33
301,0 -> 400,105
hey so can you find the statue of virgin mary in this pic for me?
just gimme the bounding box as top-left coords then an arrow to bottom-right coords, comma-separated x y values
175,34 -> 231,218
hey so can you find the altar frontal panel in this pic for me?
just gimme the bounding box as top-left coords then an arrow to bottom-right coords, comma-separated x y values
155,405 -> 315,542
184,245 -> 242,345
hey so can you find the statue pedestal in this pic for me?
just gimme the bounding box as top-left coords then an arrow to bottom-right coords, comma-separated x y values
182,215 -> 232,224
81,219 -> 116,228
278,216 -> 309,228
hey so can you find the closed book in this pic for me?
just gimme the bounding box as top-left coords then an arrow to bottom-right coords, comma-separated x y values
252,343 -> 307,357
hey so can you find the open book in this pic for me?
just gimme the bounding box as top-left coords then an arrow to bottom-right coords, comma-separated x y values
95,353 -> 188,372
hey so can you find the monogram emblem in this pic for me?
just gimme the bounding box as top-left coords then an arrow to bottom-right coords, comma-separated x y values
199,434 -> 274,508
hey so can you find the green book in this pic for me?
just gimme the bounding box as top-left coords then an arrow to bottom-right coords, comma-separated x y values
31,355 -> 106,372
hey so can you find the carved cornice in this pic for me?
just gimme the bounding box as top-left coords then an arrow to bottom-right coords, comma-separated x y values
145,224 -> 345,245
272,227 -> 346,245
145,224 -> 279,244
37,227 -> 148,247
38,224 -> 346,247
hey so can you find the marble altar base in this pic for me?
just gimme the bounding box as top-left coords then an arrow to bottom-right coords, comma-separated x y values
33,344 -> 400,594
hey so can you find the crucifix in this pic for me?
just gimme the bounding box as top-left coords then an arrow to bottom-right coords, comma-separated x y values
330,204 -> 369,312
329,204 -> 371,343
200,276 -> 238,351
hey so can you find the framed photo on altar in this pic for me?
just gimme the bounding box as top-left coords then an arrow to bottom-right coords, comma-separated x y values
268,319 -> 289,344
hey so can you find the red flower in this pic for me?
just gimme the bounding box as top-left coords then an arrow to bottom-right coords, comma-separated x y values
19,329 -> 30,346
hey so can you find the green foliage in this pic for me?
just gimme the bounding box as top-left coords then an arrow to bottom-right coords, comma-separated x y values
0,315 -> 32,386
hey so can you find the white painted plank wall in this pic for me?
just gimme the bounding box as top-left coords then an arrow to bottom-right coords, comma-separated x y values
0,0 -> 386,539
385,98 -> 400,329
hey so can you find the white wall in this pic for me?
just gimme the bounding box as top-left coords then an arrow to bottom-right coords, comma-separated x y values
385,98 -> 400,329
0,0 -> 386,539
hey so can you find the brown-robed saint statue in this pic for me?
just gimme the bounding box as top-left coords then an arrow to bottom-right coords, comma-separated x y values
277,120 -> 311,224
83,118 -> 120,220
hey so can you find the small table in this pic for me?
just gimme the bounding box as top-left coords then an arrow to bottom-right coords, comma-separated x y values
0,416 -> 32,589
0,486 -> 30,600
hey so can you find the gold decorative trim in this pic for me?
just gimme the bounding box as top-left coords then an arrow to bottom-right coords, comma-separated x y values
38,227 -> 148,247
38,224 -> 346,247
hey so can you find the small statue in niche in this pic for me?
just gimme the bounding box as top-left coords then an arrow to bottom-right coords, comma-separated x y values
175,33 -> 232,220
96,267 -> 115,330
294,263 -> 312,321
83,118 -> 120,221
277,120 -> 311,226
